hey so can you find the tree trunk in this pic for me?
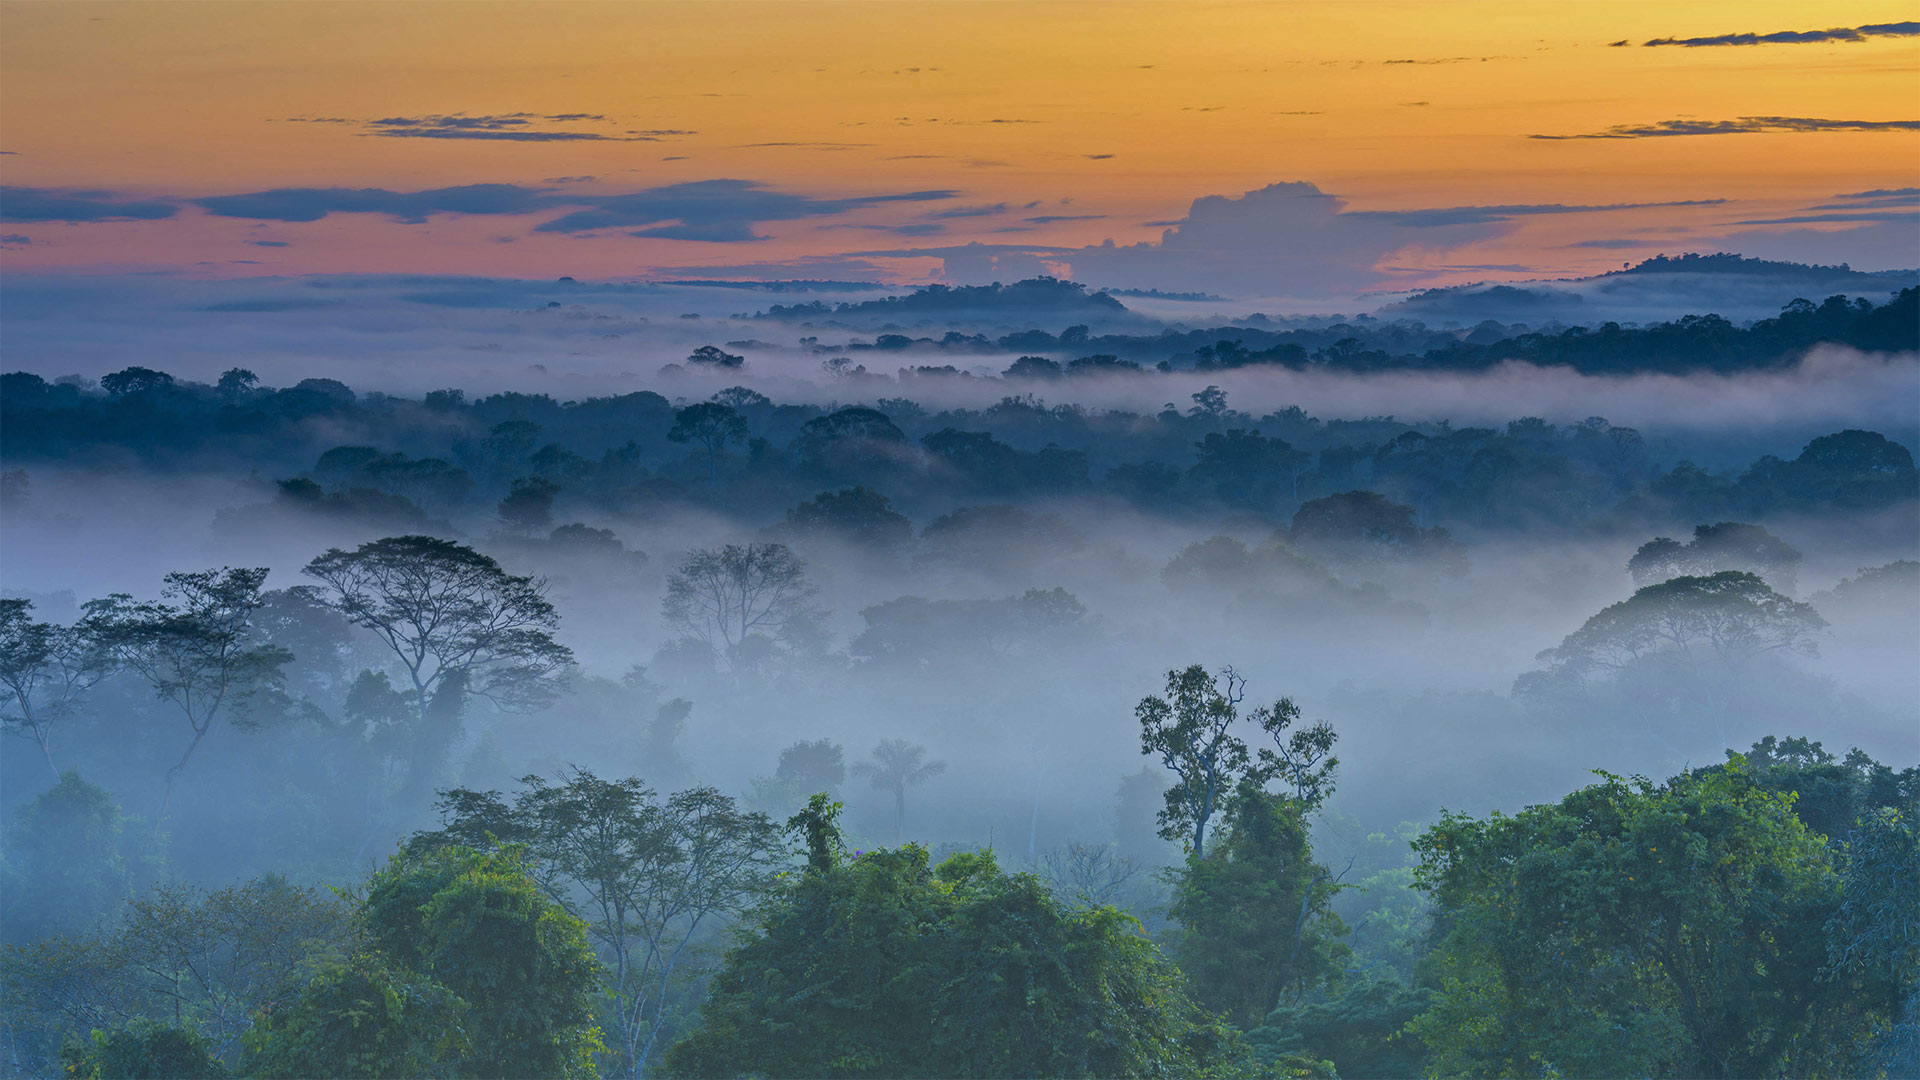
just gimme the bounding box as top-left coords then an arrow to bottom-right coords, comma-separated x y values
156,719 -> 213,827
400,668 -> 468,813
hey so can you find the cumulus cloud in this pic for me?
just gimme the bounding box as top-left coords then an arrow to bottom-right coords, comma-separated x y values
1057,182 -> 1732,297
1630,21 -> 1920,47
1,186 -> 179,223
847,183 -> 1736,297
1532,117 -> 1920,140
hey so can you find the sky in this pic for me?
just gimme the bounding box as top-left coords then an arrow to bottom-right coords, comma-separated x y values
2,0 -> 1917,295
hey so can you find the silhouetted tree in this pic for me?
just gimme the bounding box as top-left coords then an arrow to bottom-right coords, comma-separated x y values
852,738 -> 945,843
1136,665 -> 1252,858
775,738 -> 847,794
0,598 -> 114,776
302,536 -> 573,803
86,567 -> 290,817
662,543 -> 818,667
685,344 -> 745,369
667,402 -> 749,485
1537,570 -> 1827,749
497,476 -> 560,534
782,487 -> 913,552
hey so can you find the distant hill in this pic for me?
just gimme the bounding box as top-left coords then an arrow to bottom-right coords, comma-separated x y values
758,276 -> 1145,328
1378,253 -> 1918,326
1602,252 -> 1910,280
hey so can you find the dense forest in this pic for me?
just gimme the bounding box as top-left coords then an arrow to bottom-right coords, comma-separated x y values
2,305 -> 1917,1078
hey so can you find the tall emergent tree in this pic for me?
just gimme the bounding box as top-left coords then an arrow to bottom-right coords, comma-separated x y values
1536,570 -> 1826,748
301,535 -> 574,803
86,567 -> 290,816
852,738 -> 946,844
661,542 -> 817,667
417,771 -> 785,1079
1135,664 -> 1252,858
0,598 -> 115,776
1253,697 -> 1339,809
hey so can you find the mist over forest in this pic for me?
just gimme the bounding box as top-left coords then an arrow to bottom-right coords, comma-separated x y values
2,248 -> 1916,1078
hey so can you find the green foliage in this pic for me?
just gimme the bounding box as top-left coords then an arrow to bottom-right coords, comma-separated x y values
61,1019 -> 226,1079
241,954 -> 468,1080
1826,808 -> 1920,1076
1,875 -> 350,1075
1719,736 -> 1920,841
1169,788 -> 1350,1027
1136,665 -> 1253,857
1,772 -> 129,943
1250,978 -> 1428,1079
361,845 -> 604,1079
667,843 -> 1250,1079
789,792 -> 846,873
1407,765 -> 1894,1078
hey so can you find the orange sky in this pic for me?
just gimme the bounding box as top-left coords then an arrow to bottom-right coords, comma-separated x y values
2,0 -> 1915,288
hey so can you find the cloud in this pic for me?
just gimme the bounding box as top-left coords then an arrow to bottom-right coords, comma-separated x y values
1634,21 -> 1920,47
1567,238 -> 1650,249
285,113 -> 688,142
735,141 -> 871,150
0,233 -> 30,246
1025,214 -> 1106,224
852,182 -> 1737,297
532,179 -> 958,240
1352,198 -> 1725,228
247,239 -> 291,247
1,186 -> 179,223
1837,187 -> 1920,199
1532,116 -> 1920,139
1084,154 -> 1115,160
196,183 -> 552,223
929,203 -> 1010,219
189,178 -> 957,240
821,222 -> 950,237
890,116 -> 1041,126
1727,211 -> 1918,226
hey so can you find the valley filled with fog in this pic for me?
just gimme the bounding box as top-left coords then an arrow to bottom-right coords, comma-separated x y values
3,263 -> 1916,1078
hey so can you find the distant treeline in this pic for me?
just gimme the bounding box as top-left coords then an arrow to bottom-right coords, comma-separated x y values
776,283 -> 1915,375
3,367 -> 1915,541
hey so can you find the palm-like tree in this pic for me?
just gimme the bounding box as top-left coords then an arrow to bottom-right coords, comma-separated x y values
852,738 -> 946,843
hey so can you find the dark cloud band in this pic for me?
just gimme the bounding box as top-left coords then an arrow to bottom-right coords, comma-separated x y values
1,187 -> 179,223
1531,117 -> 1920,140
285,113 -> 691,142
1628,21 -> 1920,48
192,178 -> 958,241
